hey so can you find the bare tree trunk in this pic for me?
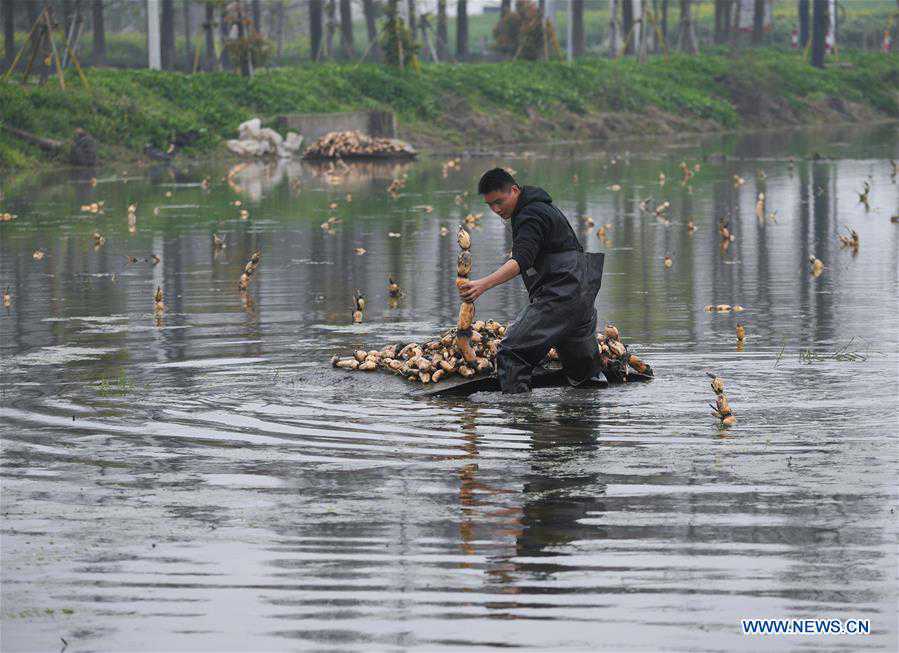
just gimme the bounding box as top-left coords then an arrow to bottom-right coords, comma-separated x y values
362,0 -> 381,61
3,0 -> 15,68
678,0 -> 697,53
276,0 -> 284,57
62,0 -> 73,37
572,0 -> 584,57
437,0 -> 448,59
798,0 -> 810,47
456,0 -> 467,60
310,0 -> 323,60
720,0 -> 730,42
501,0 -> 511,16
713,0 -> 723,42
406,0 -> 416,37
637,0 -> 649,61
183,0 -> 193,70
622,0 -> 634,54
325,0 -> 335,59
160,0 -> 175,69
811,0 -> 826,67
662,0 -> 668,47
251,0 -> 261,32
339,0 -> 355,58
91,0 -> 105,64
236,0 -> 251,75
203,1 -> 216,70
730,0 -> 740,45
609,0 -> 619,57
219,5 -> 231,68
751,0 -> 763,43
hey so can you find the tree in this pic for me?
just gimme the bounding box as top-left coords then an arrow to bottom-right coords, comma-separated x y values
3,0 -> 14,68
622,0 -> 634,54
751,0 -> 764,44
811,0 -> 826,67
381,0 -> 418,67
717,0 -> 730,43
233,1 -> 251,75
362,0 -> 382,61
91,0 -> 106,64
501,0 -> 511,16
183,0 -> 193,70
339,0 -> 355,57
456,0 -> 468,60
798,0 -> 810,47
609,0 -> 619,57
713,0 -> 725,43
325,0 -> 336,58
678,0 -> 697,53
310,0 -> 323,60
407,0 -> 416,37
661,0 -> 671,49
219,4 -> 231,68
160,0 -> 175,69
492,0 -> 559,60
273,1 -> 285,57
436,0 -> 448,59
571,0 -> 584,57
251,0 -> 261,33
203,1 -> 217,70
62,0 -> 73,37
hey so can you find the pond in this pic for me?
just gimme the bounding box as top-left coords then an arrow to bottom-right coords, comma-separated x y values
1,122 -> 897,651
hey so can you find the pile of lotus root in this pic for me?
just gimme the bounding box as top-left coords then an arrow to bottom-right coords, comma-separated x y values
329,321 -> 653,386
331,225 -> 652,386
303,130 -> 417,160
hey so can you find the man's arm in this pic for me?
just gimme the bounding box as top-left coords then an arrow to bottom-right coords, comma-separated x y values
458,258 -> 520,303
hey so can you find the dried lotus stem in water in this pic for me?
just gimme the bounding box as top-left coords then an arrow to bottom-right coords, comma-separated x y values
154,286 -> 165,313
353,289 -> 365,323
238,250 -> 261,290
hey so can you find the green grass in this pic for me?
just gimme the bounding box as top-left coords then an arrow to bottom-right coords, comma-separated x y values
1,48 -> 896,171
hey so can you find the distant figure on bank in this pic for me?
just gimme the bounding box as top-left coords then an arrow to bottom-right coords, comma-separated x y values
457,168 -> 606,393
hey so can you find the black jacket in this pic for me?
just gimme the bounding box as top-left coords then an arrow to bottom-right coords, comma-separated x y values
510,186 -> 583,298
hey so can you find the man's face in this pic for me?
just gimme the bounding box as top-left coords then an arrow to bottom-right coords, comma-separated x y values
483,185 -> 520,221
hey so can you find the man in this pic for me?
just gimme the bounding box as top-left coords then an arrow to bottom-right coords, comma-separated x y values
458,168 -> 606,394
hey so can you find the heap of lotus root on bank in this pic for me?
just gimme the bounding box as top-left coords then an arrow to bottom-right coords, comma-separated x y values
330,225 -> 653,386
303,130 -> 417,161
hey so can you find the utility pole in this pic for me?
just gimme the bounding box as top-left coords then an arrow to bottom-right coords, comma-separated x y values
148,0 -> 161,70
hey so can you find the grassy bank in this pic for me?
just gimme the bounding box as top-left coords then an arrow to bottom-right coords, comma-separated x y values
1,48 -> 897,170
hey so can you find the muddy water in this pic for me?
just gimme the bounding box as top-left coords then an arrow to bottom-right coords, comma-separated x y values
1,123 -> 897,652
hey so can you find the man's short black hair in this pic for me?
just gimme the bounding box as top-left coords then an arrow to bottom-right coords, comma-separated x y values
478,168 -> 518,195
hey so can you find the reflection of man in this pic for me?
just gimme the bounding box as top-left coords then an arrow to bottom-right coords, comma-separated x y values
457,168 -> 606,394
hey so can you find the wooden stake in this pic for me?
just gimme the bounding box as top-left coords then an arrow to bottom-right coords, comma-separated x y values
43,10 -> 66,90
2,9 -> 43,82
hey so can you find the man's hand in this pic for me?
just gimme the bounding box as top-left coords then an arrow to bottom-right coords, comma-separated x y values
458,277 -> 489,303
